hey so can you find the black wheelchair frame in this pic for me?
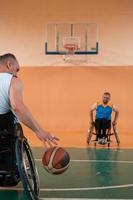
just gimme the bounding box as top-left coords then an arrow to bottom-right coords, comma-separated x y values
87,122 -> 120,147
0,123 -> 40,200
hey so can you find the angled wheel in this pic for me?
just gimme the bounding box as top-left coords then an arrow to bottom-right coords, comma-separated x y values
106,128 -> 111,140
113,125 -> 120,145
106,128 -> 111,147
15,138 -> 40,200
87,124 -> 94,145
87,130 -> 92,144
108,142 -> 110,147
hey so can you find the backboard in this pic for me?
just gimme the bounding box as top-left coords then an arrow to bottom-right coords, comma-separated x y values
45,22 -> 99,55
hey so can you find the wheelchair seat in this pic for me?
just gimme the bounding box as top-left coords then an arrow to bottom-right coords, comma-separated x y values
0,123 -> 40,200
0,128 -> 21,186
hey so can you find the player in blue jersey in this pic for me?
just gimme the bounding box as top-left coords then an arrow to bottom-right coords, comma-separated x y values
89,92 -> 119,143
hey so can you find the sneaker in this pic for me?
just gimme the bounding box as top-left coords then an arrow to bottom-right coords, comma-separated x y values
102,137 -> 107,144
98,138 -> 103,144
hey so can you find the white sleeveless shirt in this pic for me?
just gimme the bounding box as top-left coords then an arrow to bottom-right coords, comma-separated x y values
0,73 -> 18,118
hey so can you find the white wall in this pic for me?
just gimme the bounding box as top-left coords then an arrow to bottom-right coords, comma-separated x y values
0,0 -> 133,66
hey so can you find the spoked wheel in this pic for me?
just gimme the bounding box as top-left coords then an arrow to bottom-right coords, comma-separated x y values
87,124 -> 95,145
113,125 -> 120,145
107,142 -> 110,147
107,138 -> 110,147
15,138 -> 40,200
106,128 -> 111,147
87,130 -> 92,144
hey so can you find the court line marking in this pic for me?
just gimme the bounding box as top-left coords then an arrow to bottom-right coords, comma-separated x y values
40,199 -> 133,200
35,159 -> 133,164
1,183 -> 133,191
36,183 -> 133,191
0,161 -> 133,193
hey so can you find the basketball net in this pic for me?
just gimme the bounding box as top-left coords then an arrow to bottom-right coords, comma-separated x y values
62,37 -> 88,65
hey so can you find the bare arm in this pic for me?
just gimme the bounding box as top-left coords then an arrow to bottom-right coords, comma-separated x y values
112,105 -> 119,125
89,103 -> 97,125
9,77 -> 59,145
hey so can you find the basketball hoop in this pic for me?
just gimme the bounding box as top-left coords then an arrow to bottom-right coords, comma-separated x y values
62,36 -> 88,65
63,44 -> 78,54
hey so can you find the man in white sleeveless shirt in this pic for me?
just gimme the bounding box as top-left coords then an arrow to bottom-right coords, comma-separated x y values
0,53 -> 59,146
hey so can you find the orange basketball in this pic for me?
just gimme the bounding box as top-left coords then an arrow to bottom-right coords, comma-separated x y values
42,147 -> 70,175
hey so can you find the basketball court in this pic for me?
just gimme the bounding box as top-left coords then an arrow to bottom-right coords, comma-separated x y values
0,0 -> 133,199
1,147 -> 133,199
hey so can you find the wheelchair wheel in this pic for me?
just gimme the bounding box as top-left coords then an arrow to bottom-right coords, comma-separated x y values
87,125 -> 95,145
15,138 -> 40,200
108,142 -> 110,147
87,130 -> 92,144
113,125 -> 120,145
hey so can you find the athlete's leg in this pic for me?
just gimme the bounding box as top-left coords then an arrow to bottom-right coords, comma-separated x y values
102,119 -> 111,138
95,119 -> 102,139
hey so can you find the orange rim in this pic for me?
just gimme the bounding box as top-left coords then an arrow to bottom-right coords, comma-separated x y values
64,44 -> 78,52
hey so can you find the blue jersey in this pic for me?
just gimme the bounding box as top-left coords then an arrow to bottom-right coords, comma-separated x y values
96,102 -> 113,120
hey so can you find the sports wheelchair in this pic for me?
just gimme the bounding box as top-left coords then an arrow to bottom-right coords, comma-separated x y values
0,123 -> 40,200
87,122 -> 120,147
